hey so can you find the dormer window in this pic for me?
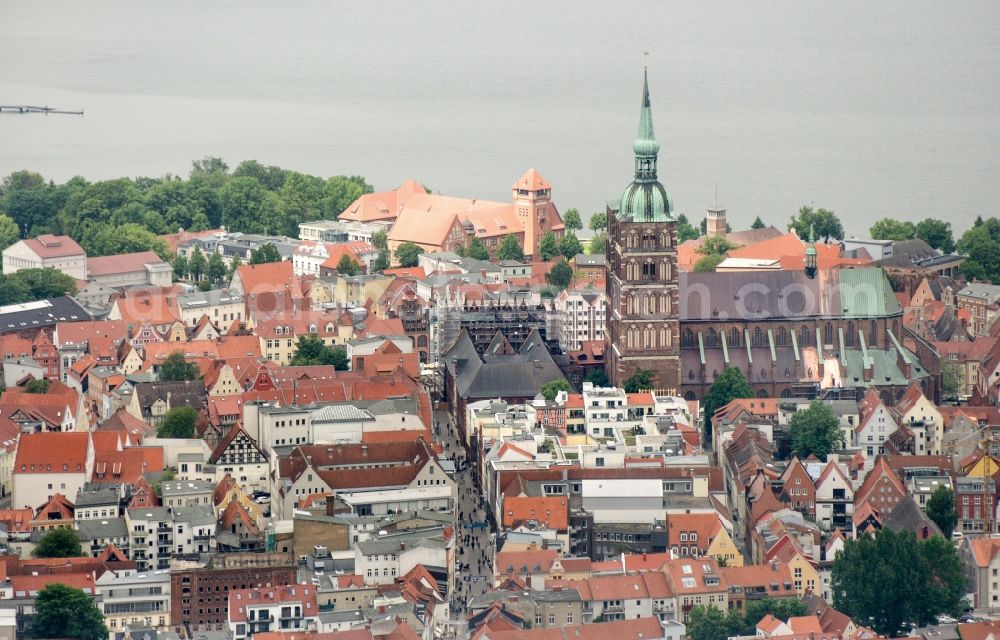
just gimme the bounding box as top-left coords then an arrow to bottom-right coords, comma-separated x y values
309,324 -> 317,334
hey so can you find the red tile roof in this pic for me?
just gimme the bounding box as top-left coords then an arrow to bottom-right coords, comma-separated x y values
236,261 -> 299,295
11,572 -> 95,596
228,584 -> 318,623
14,432 -> 90,474
502,496 -> 568,530
22,235 -> 85,259
87,251 -> 165,276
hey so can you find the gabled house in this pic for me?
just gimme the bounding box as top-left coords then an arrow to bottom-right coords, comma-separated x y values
814,460 -> 854,531
854,390 -> 898,460
891,383 -> 943,454
209,426 -> 268,490
126,379 -> 206,425
664,511 -> 744,566
854,457 -> 907,519
778,457 -> 816,518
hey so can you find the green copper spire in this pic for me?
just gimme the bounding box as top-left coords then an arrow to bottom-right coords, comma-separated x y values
618,68 -> 673,222
633,69 -> 661,158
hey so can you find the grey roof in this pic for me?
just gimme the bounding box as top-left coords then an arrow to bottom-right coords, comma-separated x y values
444,329 -> 567,400
77,517 -> 128,540
161,479 -> 215,496
356,536 -> 448,556
76,486 -> 120,507
0,296 -> 91,335
679,267 -> 899,321
958,282 -> 1000,302
176,288 -> 243,310
878,239 -> 937,267
133,380 -> 206,415
882,495 -> 942,537
127,507 -> 172,521
170,504 -> 217,526
310,404 -> 375,423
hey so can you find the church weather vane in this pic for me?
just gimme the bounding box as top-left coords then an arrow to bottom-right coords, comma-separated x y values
644,51 -> 650,69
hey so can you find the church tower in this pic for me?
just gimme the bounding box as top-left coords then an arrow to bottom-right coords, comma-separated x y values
706,206 -> 727,237
604,70 -> 681,392
513,169 -> 553,260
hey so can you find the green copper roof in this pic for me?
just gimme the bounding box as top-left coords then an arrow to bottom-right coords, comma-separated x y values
805,223 -> 817,256
838,268 -> 900,318
619,69 -> 673,223
634,71 -> 660,158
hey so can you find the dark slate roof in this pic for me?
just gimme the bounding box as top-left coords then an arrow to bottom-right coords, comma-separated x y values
133,380 -> 207,416
882,495 -> 941,537
679,268 -> 899,322
0,296 -> 91,335
444,329 -> 567,400
878,239 -> 936,267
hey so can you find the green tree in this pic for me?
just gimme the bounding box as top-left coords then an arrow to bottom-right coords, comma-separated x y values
188,247 -> 207,280
233,159 -> 287,191
371,251 -> 389,273
173,254 -> 188,279
290,335 -> 349,369
227,254 -> 242,280
24,378 -> 50,394
870,218 -> 916,241
0,274 -> 30,305
496,234 -> 525,262
336,254 -> 361,276
789,400 -> 843,458
207,251 -> 226,284
394,242 -> 425,268
559,233 -> 583,260
324,175 -> 372,218
589,212 -> 608,231
249,242 -> 281,265
538,231 -> 560,261
941,361 -> 963,398
279,171 -> 326,235
563,208 -> 583,232
588,232 -> 607,255
750,216 -> 767,230
915,218 -> 955,253
31,582 -> 108,640
676,213 -> 700,242
832,528 -> 965,635
78,222 -> 170,259
8,268 -> 77,300
925,485 -> 957,539
789,205 -> 843,242
371,230 -> 387,250
220,177 -> 283,234
159,352 -> 201,382
703,367 -> 754,438
687,605 -> 739,640
586,368 -> 610,387
540,378 -> 572,402
623,369 -> 655,393
157,406 -> 199,438
33,527 -> 83,558
957,222 -> 1000,282
693,254 -> 726,272
466,237 -> 490,260
699,235 -> 738,256
0,213 -> 19,249
546,260 -> 574,289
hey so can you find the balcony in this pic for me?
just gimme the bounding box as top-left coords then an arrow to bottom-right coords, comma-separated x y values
602,604 -> 625,614
194,534 -> 212,541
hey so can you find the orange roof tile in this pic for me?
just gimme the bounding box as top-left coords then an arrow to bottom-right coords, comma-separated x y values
502,496 -> 568,530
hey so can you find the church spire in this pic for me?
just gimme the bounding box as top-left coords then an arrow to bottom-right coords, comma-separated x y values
618,68 -> 672,222
633,68 -> 661,162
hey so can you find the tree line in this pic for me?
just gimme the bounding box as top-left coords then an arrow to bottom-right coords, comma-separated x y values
0,159 -> 372,259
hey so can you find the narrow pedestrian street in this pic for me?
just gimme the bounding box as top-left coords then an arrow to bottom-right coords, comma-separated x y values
434,408 -> 494,621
